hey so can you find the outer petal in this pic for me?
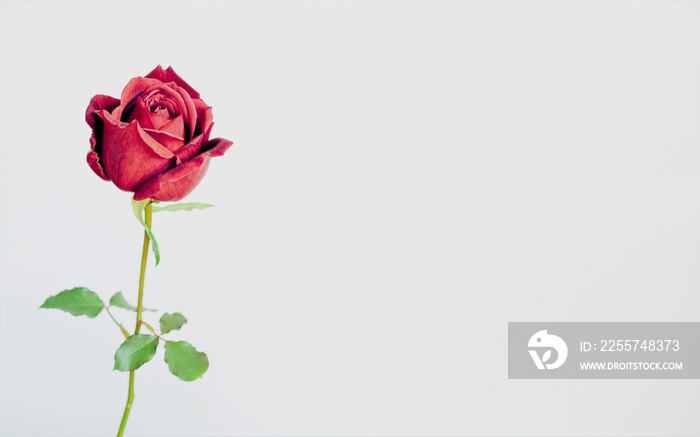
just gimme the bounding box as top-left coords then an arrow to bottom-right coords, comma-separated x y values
134,138 -> 233,202
86,94 -> 121,181
86,94 -> 120,128
87,147 -> 109,181
98,109 -> 176,192
173,133 -> 205,164
145,65 -> 201,99
202,137 -> 232,158
192,98 -> 213,140
144,127 -> 185,152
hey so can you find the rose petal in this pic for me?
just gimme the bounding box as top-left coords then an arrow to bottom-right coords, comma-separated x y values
123,83 -> 178,120
87,148 -> 110,181
145,65 -> 200,99
134,155 -> 211,202
192,99 -> 213,140
166,82 -> 198,141
98,109 -> 176,191
126,97 -> 156,129
203,137 -> 233,158
114,77 -> 163,120
132,82 -> 195,142
143,127 -> 185,152
149,114 -> 185,138
126,91 -> 186,141
171,120 -> 216,165
126,105 -> 184,150
86,94 -> 120,181
134,138 -> 233,202
173,134 -> 205,165
86,94 -> 120,128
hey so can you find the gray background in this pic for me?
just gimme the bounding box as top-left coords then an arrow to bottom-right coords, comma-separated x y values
1,1 -> 699,436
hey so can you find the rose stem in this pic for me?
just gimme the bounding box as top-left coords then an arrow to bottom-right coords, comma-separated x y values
117,200 -> 153,437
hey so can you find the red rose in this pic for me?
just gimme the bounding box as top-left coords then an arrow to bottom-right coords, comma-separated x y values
86,66 -> 233,202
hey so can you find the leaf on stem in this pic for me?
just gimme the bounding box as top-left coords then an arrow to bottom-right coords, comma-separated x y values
109,292 -> 155,312
164,341 -> 209,381
152,202 -> 214,213
39,287 -> 104,318
132,198 -> 160,266
114,334 -> 159,371
160,312 -> 187,334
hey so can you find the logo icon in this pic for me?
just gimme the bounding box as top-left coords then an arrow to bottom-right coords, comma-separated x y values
528,330 -> 568,369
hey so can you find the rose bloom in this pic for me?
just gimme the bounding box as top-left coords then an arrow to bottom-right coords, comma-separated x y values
86,66 -> 233,201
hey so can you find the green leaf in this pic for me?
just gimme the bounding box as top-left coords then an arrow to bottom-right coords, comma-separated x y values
114,334 -> 159,371
40,287 -> 104,318
108,292 -> 155,312
132,198 -> 160,266
164,341 -> 209,381
152,202 -> 213,213
160,312 -> 187,334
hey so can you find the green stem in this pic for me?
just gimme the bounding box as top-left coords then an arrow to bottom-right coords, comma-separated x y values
117,371 -> 134,437
139,320 -> 158,335
117,201 -> 152,437
105,305 -> 130,338
135,202 -> 152,335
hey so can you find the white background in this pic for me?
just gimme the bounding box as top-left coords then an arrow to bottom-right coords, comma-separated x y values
1,1 -> 699,436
